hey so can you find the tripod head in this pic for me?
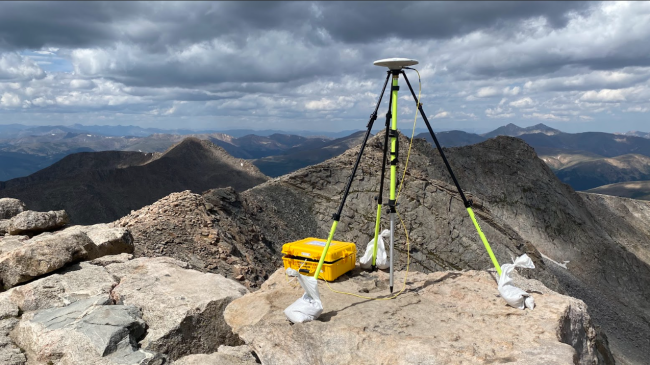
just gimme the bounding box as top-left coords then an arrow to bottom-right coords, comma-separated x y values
373,58 -> 418,70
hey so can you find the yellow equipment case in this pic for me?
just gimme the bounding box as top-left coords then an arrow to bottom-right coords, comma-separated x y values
282,237 -> 356,281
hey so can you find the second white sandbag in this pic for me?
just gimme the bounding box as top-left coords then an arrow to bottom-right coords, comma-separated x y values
359,229 -> 390,270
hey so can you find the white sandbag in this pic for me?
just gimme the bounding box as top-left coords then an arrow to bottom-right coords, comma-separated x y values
284,268 -> 323,323
359,229 -> 390,270
498,254 -> 536,310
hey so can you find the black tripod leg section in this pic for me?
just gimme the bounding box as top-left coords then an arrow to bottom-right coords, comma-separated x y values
314,72 -> 392,279
401,71 -> 471,208
332,71 -> 391,221
401,70 -> 502,275
370,90 -> 393,271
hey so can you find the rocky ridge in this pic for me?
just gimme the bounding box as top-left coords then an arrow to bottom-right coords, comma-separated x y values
114,189 -> 279,289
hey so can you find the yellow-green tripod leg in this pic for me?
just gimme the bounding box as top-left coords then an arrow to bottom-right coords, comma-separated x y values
314,221 -> 339,279
467,207 -> 502,276
316,72 -> 391,279
372,204 -> 381,266
400,70 -> 502,278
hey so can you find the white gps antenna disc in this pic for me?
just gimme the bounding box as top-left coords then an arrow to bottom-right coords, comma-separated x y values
373,58 -> 419,70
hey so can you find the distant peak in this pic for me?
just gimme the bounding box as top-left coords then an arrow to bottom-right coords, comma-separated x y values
528,123 -> 557,130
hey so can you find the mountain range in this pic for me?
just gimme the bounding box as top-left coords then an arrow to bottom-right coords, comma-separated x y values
0,123 -> 360,139
415,123 -> 650,197
0,138 -> 268,224
4,122 -> 650,201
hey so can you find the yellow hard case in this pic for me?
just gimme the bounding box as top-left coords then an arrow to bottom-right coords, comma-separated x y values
282,237 -> 356,281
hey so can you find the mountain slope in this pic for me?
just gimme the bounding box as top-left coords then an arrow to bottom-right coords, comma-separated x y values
0,130 -> 333,180
482,123 -> 561,139
553,153 -> 650,190
0,151 -> 71,181
0,137 -> 268,224
415,130 -> 487,147
586,180 -> 650,200
624,131 -> 650,139
519,132 -> 650,158
252,131 -> 367,177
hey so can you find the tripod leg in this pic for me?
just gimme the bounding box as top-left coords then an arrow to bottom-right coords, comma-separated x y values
314,72 -> 391,279
401,71 -> 502,276
388,71 -> 400,293
371,86 -> 393,270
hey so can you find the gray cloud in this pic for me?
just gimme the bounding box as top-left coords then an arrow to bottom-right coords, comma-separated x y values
0,1 -> 649,134
315,1 -> 595,43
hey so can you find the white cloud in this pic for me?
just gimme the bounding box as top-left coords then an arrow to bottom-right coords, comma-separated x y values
0,2 -> 649,131
503,86 -> 520,96
433,111 -> 450,119
485,106 -> 514,118
0,92 -> 22,108
509,97 -> 535,108
475,86 -> 500,98
579,89 -> 627,102
305,96 -> 354,111
524,113 -> 570,122
0,53 -> 46,81
625,106 -> 649,112
70,79 -> 96,90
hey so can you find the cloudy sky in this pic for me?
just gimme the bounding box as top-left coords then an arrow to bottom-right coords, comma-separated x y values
0,1 -> 649,133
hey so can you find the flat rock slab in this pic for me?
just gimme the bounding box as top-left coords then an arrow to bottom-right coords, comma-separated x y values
0,199 -> 26,220
8,210 -> 69,235
174,345 -> 258,365
0,231 -> 95,289
225,268 -> 609,365
11,296 -> 162,365
62,224 -> 134,257
8,262 -> 118,312
0,227 -> 134,290
108,257 -> 249,360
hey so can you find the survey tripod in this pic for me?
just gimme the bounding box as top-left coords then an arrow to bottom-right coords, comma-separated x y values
314,59 -> 502,293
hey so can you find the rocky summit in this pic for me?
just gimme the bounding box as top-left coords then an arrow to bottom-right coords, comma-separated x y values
110,132 -> 649,363
225,268 -> 613,365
